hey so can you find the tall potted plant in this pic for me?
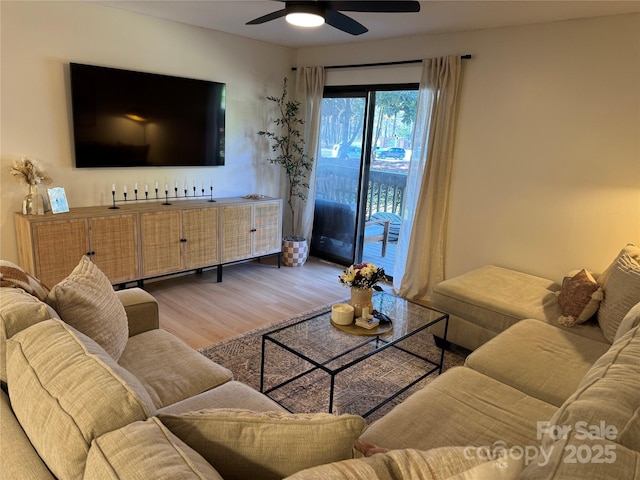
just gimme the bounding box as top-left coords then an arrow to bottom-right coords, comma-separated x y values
258,78 -> 314,266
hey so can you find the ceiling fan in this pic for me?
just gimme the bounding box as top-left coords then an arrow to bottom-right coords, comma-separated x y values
246,1 -> 421,36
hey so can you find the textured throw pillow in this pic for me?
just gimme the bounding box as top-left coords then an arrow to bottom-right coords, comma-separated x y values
0,260 -> 49,301
614,301 -> 640,342
597,243 -> 640,288
47,256 -> 128,360
557,269 -> 603,326
597,254 -> 640,343
85,417 -> 223,480
159,409 -> 365,480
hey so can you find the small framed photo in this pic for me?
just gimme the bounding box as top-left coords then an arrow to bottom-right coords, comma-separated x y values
48,187 -> 69,214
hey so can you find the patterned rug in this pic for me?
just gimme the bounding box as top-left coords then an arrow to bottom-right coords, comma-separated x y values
199,300 -> 469,423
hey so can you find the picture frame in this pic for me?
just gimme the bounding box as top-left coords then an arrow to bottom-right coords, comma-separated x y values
47,187 -> 69,214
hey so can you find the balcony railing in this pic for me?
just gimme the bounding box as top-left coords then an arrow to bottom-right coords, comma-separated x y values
315,164 -> 407,219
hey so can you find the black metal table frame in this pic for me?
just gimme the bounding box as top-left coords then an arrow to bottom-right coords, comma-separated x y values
260,304 -> 449,418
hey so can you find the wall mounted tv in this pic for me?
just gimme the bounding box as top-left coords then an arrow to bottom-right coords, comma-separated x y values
69,63 -> 225,168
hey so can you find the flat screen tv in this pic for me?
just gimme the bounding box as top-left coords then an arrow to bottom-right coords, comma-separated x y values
69,63 -> 225,168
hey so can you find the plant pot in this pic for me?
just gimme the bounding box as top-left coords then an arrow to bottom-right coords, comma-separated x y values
282,237 -> 308,267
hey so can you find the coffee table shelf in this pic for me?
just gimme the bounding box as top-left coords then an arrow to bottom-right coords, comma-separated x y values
260,292 -> 449,418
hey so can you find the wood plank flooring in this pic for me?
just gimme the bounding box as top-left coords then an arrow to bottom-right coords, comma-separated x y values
143,256 -> 351,350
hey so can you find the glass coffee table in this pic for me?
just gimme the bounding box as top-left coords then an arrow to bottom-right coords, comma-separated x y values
260,291 -> 449,418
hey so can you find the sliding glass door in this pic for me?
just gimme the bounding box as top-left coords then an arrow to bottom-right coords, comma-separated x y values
311,85 -> 417,277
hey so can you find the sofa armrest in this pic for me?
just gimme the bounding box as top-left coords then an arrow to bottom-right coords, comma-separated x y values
115,288 -> 159,336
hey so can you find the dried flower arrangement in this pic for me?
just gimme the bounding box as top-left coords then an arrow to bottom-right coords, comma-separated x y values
10,156 -> 52,187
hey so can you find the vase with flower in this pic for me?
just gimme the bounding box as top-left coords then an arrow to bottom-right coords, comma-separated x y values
10,156 -> 52,215
339,262 -> 386,318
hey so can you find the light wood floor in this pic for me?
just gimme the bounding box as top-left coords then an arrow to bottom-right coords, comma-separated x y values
144,256 -> 352,350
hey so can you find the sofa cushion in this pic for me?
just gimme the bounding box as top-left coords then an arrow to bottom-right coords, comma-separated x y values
556,324 -> 640,450
119,328 -> 233,409
360,367 -> 558,452
159,409 -> 365,480
464,319 -> 609,407
0,259 -> 49,300
597,253 -> 640,343
0,389 -> 55,480
521,435 -> 640,479
47,256 -> 128,360
431,265 -> 562,335
557,269 -> 603,326
0,287 -> 57,383
85,417 -> 223,480
157,380 -> 287,415
6,319 -> 154,480
284,446 -> 524,480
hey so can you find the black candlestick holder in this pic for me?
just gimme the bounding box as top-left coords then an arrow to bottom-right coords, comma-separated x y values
163,190 -> 172,206
109,191 -> 120,209
107,184 -> 215,209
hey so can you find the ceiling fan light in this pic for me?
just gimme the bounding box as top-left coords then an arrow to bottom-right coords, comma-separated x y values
286,12 -> 325,27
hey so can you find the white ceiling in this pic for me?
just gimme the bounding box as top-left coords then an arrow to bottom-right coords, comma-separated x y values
98,1 -> 640,48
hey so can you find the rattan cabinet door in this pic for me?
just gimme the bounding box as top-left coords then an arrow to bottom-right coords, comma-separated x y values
31,219 -> 89,287
140,211 -> 182,277
221,204 -> 252,263
182,207 -> 219,269
88,214 -> 139,284
253,200 -> 282,256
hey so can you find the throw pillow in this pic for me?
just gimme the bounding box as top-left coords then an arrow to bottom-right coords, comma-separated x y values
597,243 -> 640,288
159,409 -> 365,480
85,417 -> 223,480
47,256 -> 128,360
556,269 -> 603,326
614,301 -> 640,342
597,254 -> 640,343
0,259 -> 49,301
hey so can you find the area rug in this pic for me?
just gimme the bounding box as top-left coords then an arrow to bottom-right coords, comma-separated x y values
199,301 -> 468,423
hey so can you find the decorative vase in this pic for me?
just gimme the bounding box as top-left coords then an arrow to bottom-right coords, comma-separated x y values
350,287 -> 373,318
282,238 -> 308,267
22,185 -> 49,215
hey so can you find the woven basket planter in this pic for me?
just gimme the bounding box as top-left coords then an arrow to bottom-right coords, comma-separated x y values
282,238 -> 308,267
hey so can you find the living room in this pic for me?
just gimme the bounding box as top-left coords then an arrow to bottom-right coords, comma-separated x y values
2,3 -> 640,478
2,1 -> 638,283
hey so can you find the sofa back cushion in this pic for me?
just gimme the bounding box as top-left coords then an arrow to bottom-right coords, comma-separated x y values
7,319 -> 155,479
0,287 -> 57,383
85,417 -> 223,480
46,256 -> 128,360
542,324 -> 640,454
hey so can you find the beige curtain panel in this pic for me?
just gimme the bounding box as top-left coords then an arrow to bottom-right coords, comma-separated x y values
395,56 -> 463,302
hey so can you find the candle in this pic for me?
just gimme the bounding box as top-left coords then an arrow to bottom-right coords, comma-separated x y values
145,184 -> 148,192
175,181 -> 178,189
155,181 -> 159,190
112,184 -> 115,192
134,182 -> 138,190
165,183 -> 168,192
123,185 -> 127,193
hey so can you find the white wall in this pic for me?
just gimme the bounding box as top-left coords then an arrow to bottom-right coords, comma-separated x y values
297,14 -> 640,281
1,1 -> 294,262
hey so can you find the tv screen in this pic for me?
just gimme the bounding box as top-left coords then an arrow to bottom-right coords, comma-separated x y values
69,63 -> 225,168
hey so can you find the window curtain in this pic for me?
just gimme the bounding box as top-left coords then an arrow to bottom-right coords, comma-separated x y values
393,56 -> 463,301
294,66 -> 325,242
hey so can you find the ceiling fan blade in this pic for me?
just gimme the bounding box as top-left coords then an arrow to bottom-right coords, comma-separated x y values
324,1 -> 420,13
246,9 -> 287,25
325,10 -> 368,35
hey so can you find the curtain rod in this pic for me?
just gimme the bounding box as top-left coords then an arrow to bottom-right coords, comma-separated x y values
291,55 -> 471,71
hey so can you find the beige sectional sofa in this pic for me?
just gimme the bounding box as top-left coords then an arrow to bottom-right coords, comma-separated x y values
2,245 -> 640,479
